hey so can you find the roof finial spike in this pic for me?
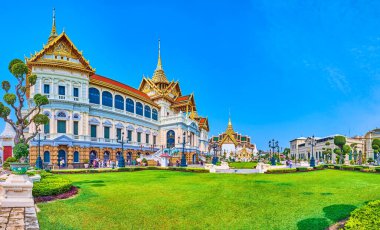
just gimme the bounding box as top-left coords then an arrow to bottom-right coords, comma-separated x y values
48,8 -> 58,43
156,38 -> 163,70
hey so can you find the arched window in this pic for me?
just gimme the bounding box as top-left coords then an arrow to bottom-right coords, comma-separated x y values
43,151 -> 50,163
136,102 -> 143,116
126,98 -> 134,113
152,109 -> 158,121
144,105 -> 151,118
57,111 -> 67,118
115,95 -> 124,110
102,91 -> 113,107
89,88 -> 100,104
74,151 -> 79,163
167,130 -> 175,148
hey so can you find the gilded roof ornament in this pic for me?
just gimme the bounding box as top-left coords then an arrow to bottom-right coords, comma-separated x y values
152,39 -> 169,84
48,8 -> 58,44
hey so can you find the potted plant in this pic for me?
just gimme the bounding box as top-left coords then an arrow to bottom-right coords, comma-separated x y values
10,141 -> 30,175
83,159 -> 89,169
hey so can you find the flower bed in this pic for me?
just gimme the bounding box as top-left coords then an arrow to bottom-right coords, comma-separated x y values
345,200 -> 380,229
34,186 -> 78,203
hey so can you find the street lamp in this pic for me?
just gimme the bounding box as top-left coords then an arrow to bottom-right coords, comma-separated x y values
211,142 -> 219,165
306,135 -> 316,167
269,139 -> 279,166
180,132 -> 187,167
117,132 -> 125,168
35,128 -> 44,169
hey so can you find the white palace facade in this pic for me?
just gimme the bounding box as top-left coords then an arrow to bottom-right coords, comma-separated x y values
24,13 -> 209,167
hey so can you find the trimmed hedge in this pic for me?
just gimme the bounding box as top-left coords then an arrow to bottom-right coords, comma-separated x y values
296,167 -> 309,172
345,200 -> 380,229
266,168 -> 297,174
51,166 -> 209,174
33,176 -> 72,197
313,165 -> 324,170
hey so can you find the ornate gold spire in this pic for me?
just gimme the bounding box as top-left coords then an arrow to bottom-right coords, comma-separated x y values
48,8 -> 58,44
152,39 -> 169,84
156,39 -> 162,70
227,113 -> 234,132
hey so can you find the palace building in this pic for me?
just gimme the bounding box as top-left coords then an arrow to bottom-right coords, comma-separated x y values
24,11 -> 209,168
208,117 -> 257,161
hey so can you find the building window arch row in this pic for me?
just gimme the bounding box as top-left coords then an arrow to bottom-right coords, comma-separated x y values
126,98 -> 135,113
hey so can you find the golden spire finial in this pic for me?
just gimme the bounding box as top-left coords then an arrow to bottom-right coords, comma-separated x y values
48,8 -> 58,43
156,38 -> 163,70
152,38 -> 169,84
227,111 -> 233,131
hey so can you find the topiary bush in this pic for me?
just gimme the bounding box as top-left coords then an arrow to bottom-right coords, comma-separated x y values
266,168 -> 297,174
2,157 -> 18,169
33,176 -> 72,197
345,200 -> 380,229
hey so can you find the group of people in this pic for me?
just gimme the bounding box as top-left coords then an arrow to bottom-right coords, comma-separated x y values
285,159 -> 293,168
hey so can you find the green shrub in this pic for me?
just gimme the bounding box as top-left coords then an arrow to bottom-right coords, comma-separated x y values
334,165 -> 342,169
26,171 -> 36,176
33,176 -> 72,197
266,168 -> 297,174
296,167 -> 308,172
375,167 -> 380,173
3,157 -> 18,169
313,165 -> 324,170
345,200 -> 380,229
354,166 -> 363,171
342,165 -> 355,171
361,168 -> 375,173
40,170 -> 53,178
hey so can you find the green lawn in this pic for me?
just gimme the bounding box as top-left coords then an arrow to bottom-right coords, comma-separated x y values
229,161 -> 258,169
37,170 -> 380,230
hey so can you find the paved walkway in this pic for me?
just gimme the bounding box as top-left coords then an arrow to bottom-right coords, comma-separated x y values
0,207 -> 39,230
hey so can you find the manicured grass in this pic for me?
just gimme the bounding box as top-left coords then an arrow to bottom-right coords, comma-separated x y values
229,161 -> 258,169
37,170 -> 380,230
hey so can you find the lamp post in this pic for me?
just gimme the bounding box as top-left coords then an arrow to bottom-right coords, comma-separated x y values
269,139 -> 279,166
306,135 -> 316,167
35,128 -> 43,169
211,142 -> 219,165
118,132 -> 125,168
180,132 -> 187,167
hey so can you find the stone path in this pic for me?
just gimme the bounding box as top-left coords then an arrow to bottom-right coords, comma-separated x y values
0,207 -> 39,230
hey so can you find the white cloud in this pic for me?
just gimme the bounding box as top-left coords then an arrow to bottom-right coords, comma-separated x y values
324,67 -> 350,94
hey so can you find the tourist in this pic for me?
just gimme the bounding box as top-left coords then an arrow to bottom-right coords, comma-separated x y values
289,160 -> 293,168
61,158 -> 65,168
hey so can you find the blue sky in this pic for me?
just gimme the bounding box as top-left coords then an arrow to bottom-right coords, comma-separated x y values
1,0 -> 380,150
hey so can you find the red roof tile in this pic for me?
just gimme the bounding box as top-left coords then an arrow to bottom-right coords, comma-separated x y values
176,95 -> 190,102
91,74 -> 150,99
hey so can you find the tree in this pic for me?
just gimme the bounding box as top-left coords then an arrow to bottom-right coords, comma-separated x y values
372,139 -> 380,164
350,143 -> 358,164
0,59 -> 49,160
334,135 -> 346,164
283,148 -> 290,159
323,142 -> 332,163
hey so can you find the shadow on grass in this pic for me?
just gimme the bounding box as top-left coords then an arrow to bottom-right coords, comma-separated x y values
91,184 -> 106,187
320,192 -> 333,196
297,204 -> 357,230
75,180 -> 105,185
302,192 -> 314,195
297,218 -> 330,230
254,180 -> 273,184
323,204 -> 357,222
276,182 -> 292,186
